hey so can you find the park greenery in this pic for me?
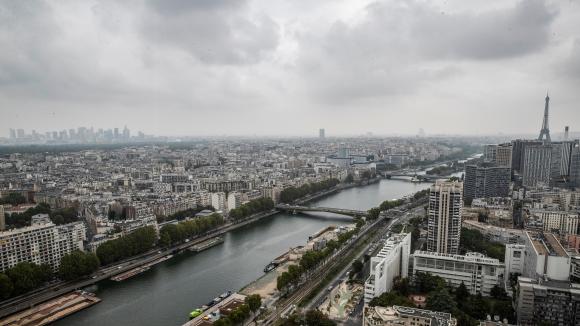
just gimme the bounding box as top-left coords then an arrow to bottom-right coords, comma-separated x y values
282,309 -> 336,326
212,294 -> 262,326
460,228 -> 505,261
367,199 -> 405,220
156,205 -> 215,222
426,164 -> 457,176
277,229 -> 357,291
4,203 -> 79,229
228,197 -> 274,221
280,179 -> 340,203
96,226 -> 158,265
58,250 -> 100,281
158,213 -> 225,247
0,262 -> 52,300
369,274 -> 514,326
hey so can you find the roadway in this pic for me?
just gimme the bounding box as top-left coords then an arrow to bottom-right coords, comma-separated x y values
275,204 -> 368,218
262,198 -> 428,325
303,203 -> 426,325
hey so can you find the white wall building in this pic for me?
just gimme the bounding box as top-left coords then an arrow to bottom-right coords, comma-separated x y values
522,231 -> 570,281
364,233 -> 411,303
211,192 -> 227,212
0,216 -> 86,272
227,192 -> 242,212
413,251 -> 504,296
504,244 -> 525,295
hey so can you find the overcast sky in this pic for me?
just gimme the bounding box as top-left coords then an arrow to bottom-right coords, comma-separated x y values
1,0 -> 579,137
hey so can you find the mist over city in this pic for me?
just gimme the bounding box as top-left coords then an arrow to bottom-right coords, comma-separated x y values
1,0 -> 580,137
1,1 -> 580,326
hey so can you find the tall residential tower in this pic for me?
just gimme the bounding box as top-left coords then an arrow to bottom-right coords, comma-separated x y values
427,180 -> 463,255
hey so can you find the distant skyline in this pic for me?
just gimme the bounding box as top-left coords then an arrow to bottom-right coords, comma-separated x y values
1,0 -> 580,136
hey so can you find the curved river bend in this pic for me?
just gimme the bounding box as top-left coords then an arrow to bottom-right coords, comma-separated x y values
57,179 -> 430,326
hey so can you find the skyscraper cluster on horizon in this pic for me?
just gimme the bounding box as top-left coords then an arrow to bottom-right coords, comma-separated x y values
5,125 -> 148,144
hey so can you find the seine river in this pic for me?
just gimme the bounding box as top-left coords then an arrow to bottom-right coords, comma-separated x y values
57,178 -> 431,326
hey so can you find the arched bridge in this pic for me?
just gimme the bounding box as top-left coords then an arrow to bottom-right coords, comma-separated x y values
276,204 -> 368,218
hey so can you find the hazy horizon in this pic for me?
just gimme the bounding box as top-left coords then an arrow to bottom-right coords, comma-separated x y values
2,0 -> 579,136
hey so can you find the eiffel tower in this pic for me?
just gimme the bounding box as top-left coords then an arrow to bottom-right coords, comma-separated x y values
538,92 -> 551,142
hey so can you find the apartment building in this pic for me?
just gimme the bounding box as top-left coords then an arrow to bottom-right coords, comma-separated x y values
463,164 -> 511,202
0,215 -> 86,272
516,277 -> 580,326
427,181 -> 463,255
527,209 -> 579,236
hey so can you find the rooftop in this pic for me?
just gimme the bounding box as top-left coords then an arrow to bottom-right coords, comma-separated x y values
526,231 -> 568,258
365,305 -> 456,326
413,250 -> 502,265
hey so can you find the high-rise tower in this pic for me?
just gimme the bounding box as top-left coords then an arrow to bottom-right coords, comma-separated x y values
427,181 -> 463,255
538,93 -> 551,142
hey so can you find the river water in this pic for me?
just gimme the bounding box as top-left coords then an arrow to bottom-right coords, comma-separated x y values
57,179 -> 431,326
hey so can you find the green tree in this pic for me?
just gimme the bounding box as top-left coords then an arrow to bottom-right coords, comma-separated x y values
426,288 -> 456,313
0,193 -> 26,206
393,277 -> 410,296
59,250 -> 100,281
344,174 -> 354,183
369,291 -> 415,308
415,272 -> 446,293
455,282 -> 470,302
305,309 -> 336,326
0,273 -> 13,300
159,231 -> 171,247
490,285 -> 508,299
463,293 -> 488,320
245,294 -> 262,312
367,207 -> 381,220
7,262 -> 51,295
351,259 -> 363,276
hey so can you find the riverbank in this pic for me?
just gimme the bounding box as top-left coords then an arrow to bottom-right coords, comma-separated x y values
0,291 -> 100,326
26,176 -> 433,326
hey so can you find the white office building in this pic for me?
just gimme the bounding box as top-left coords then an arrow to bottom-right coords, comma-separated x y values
522,231 -> 570,281
413,251 -> 504,296
364,233 -> 411,304
504,244 -> 525,295
0,215 -> 86,272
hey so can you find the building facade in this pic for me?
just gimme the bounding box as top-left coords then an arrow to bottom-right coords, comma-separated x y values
413,251 -> 504,297
427,181 -> 463,255
516,277 -> 580,326
522,231 -> 570,281
522,145 -> 552,188
463,164 -> 511,202
528,209 -> 579,236
364,233 -> 411,303
0,216 -> 86,272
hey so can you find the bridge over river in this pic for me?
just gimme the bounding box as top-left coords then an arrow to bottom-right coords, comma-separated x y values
275,204 -> 368,218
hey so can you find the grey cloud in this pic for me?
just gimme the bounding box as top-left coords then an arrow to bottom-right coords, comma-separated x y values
560,38 -> 580,81
295,0 -> 557,104
407,0 -> 557,60
142,0 -> 280,65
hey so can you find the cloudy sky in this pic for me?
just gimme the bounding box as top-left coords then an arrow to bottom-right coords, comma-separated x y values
1,0 -> 579,137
